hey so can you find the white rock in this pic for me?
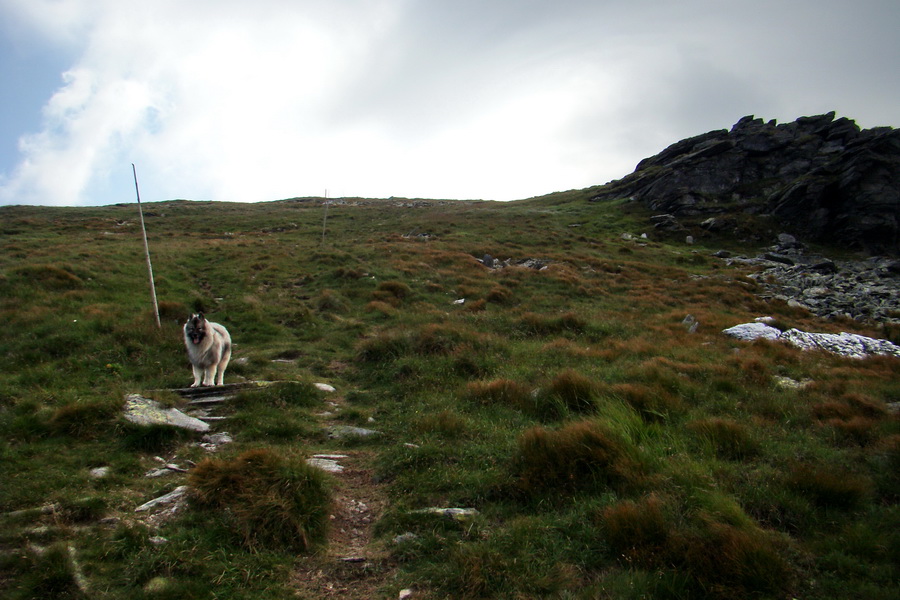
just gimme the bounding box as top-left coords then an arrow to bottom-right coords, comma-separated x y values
135,486 -> 189,513
722,322 -> 782,341
412,507 -> 480,522
123,395 -> 210,432
306,458 -> 344,473
315,383 -> 336,392
779,329 -> 900,359
89,467 -> 110,479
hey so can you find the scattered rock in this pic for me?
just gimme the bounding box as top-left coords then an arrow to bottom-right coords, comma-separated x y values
392,532 -> 420,545
306,455 -> 348,473
315,383 -> 337,393
135,486 -> 189,513
123,394 -> 210,433
724,321 -> 900,358
682,314 -> 699,333
399,590 -> 414,600
722,322 -> 782,341
411,507 -> 480,523
326,425 -> 380,439
774,376 -> 814,390
89,467 -> 110,479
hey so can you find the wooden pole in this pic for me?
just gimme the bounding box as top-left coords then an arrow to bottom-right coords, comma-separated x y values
132,164 -> 161,328
321,189 -> 329,245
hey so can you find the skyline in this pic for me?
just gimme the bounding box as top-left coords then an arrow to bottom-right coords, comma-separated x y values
1,0 -> 898,207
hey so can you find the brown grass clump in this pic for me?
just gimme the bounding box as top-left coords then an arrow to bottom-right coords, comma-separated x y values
601,494 -> 671,565
785,464 -> 872,509
513,421 -> 643,495
601,495 -> 791,598
518,311 -> 588,336
687,418 -> 760,460
14,264 -> 84,289
485,285 -> 512,304
414,410 -> 469,439
364,300 -> 397,317
189,449 -> 331,552
373,280 -> 411,304
546,369 -> 597,414
466,378 -> 531,408
607,383 -> 680,422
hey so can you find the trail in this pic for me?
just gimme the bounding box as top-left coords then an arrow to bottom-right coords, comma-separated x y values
291,395 -> 397,599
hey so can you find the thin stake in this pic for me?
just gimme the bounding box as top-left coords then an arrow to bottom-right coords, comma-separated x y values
321,189 -> 329,245
132,164 -> 161,328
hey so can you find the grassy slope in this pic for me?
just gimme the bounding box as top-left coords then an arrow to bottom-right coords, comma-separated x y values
0,192 -> 898,599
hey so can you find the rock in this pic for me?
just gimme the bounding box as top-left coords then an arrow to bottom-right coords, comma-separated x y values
482,254 -> 495,268
399,590 -> 414,600
590,113 -> 900,255
135,486 -> 189,513
779,329 -> 900,358
722,322 -> 782,341
762,252 -> 795,265
724,321 -> 900,358
393,532 -> 420,545
123,394 -> 210,433
682,314 -> 699,333
144,576 -> 170,593
306,454 -> 348,473
89,467 -> 110,479
315,383 -> 336,393
411,507 -> 480,523
202,432 -> 233,445
326,425 -> 380,439
774,376 -> 814,390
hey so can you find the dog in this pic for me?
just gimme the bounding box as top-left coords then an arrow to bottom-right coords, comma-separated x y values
183,312 -> 232,387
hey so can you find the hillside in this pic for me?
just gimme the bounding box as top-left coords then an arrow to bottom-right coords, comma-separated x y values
0,188 -> 898,598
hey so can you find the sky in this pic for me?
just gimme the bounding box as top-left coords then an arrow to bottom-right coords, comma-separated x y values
0,0 -> 897,207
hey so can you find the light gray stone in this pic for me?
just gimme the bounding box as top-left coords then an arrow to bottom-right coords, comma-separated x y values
135,486 -> 189,513
123,395 -> 210,433
722,322 -> 782,341
327,425 -> 380,439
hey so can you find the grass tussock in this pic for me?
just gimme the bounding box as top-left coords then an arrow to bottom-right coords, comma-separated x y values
600,495 -> 792,598
188,448 -> 331,552
513,420 -> 644,496
466,378 -> 532,408
785,464 -> 872,509
687,417 -> 760,460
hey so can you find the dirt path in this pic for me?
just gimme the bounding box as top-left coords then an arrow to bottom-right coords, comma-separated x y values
291,397 -> 399,599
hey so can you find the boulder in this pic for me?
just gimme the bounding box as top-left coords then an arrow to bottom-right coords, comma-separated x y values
123,394 -> 210,432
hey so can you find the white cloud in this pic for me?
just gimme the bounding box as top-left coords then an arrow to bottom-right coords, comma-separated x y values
0,0 -> 898,206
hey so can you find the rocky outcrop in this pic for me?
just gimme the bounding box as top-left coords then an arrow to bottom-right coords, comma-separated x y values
591,113 -> 900,254
723,321 -> 900,359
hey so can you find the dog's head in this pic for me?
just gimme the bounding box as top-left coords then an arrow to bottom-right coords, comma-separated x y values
185,313 -> 207,345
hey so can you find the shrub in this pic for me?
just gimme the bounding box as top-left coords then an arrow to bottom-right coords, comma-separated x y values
189,449 -> 331,552
513,421 -> 643,495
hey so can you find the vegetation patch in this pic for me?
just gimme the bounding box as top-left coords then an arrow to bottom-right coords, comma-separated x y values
188,448 -> 331,552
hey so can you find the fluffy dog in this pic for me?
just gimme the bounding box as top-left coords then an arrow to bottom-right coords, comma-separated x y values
183,312 -> 232,387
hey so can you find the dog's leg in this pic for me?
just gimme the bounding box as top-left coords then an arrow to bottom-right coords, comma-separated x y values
203,365 -> 216,386
190,364 -> 204,388
216,345 -> 232,386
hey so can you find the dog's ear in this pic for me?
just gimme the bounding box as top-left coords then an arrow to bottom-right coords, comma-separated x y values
197,312 -> 205,321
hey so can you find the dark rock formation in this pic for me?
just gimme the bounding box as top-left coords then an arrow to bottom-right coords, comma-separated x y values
591,113 -> 900,255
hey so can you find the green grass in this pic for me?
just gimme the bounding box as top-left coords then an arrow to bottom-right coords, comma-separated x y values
1,193 -> 898,598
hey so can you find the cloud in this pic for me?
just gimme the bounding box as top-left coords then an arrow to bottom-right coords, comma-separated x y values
0,0 -> 898,206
